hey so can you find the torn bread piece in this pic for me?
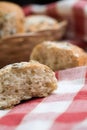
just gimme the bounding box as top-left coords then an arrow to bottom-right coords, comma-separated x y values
0,60 -> 57,109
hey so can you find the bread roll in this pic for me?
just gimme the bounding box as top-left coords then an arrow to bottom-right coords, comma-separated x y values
0,1 -> 25,39
25,15 -> 59,32
30,41 -> 87,71
0,60 -> 57,109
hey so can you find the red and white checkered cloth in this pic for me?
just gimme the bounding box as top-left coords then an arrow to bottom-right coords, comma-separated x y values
0,1 -> 87,130
23,0 -> 87,44
0,66 -> 87,130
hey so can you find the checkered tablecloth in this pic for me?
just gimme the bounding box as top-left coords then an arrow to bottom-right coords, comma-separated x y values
0,1 -> 87,130
0,66 -> 87,130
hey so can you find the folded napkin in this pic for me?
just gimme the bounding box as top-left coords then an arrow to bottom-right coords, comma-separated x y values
23,0 -> 87,43
0,66 -> 87,130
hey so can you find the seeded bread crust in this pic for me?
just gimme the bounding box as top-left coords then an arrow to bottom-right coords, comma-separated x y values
30,41 -> 87,71
0,60 -> 57,109
0,1 -> 25,39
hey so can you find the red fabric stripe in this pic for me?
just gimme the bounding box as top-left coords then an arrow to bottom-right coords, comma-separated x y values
50,68 -> 87,130
55,72 -> 59,80
74,91 -> 87,100
46,3 -> 59,19
55,112 -> 87,123
69,40 -> 87,49
72,0 -> 87,40
23,5 -> 33,16
0,98 -> 43,128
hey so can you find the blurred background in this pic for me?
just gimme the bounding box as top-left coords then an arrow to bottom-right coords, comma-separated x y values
4,0 -> 60,6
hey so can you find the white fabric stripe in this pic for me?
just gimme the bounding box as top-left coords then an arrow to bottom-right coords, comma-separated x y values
16,120 -> 54,130
56,0 -> 78,16
55,79 -> 85,94
67,100 -> 87,113
31,5 -> 46,13
84,5 -> 87,41
58,66 -> 86,81
72,119 -> 87,130
0,110 -> 10,118
29,101 -> 71,113
16,77 -> 85,130
56,0 -> 78,39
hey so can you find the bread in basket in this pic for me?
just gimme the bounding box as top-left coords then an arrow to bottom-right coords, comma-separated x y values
0,1 -> 25,39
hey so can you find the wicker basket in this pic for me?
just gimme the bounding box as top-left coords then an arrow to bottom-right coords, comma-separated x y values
0,20 -> 67,68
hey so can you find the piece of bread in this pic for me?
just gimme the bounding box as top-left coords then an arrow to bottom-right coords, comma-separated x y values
0,1 -> 25,39
25,15 -> 59,32
30,41 -> 87,71
0,60 -> 57,109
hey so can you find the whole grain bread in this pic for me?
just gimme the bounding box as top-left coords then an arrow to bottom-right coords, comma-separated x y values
30,41 -> 87,71
25,15 -> 59,32
0,60 -> 57,109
